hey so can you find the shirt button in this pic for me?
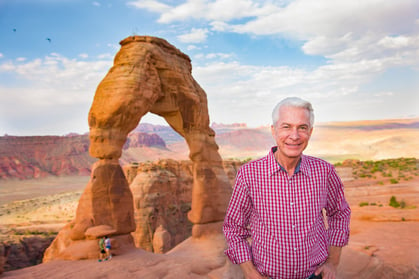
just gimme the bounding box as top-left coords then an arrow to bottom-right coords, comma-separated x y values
294,247 -> 297,251
292,225 -> 296,229
290,202 -> 294,206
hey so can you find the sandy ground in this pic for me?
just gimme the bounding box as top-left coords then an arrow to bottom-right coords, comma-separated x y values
2,167 -> 419,278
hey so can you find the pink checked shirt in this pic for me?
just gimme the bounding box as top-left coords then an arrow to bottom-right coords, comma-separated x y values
223,147 -> 351,279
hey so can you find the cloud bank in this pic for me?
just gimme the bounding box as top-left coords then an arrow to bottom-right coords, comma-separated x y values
1,0 -> 418,135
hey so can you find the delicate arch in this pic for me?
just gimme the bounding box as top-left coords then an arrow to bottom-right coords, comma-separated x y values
88,36 -> 231,224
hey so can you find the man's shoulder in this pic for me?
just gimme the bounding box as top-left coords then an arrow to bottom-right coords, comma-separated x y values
302,154 -> 334,170
241,155 -> 269,169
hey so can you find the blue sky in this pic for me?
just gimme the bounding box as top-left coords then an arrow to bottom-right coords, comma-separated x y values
1,0 -> 418,135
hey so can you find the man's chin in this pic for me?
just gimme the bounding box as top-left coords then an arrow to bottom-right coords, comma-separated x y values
284,149 -> 304,158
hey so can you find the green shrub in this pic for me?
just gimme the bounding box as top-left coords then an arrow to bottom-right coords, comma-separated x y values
359,202 -> 369,207
389,196 -> 400,208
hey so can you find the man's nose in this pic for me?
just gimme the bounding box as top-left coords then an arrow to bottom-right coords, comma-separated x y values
289,128 -> 299,139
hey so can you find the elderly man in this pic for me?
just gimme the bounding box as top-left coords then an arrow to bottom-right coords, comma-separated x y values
223,97 -> 351,279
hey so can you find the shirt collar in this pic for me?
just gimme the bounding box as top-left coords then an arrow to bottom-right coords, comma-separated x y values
268,146 -> 311,177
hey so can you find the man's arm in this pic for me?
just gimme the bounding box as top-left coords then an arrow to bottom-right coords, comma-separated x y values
325,167 -> 351,247
314,246 -> 342,279
223,169 -> 254,267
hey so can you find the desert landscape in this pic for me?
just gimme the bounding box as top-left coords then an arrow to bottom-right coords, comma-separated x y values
1,36 -> 418,278
1,118 -> 419,278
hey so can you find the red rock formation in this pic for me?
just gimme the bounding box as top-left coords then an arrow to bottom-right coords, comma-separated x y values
88,35 -> 232,225
44,35 -> 232,261
0,135 -> 94,180
125,159 -> 243,253
0,133 -> 166,180
123,132 -> 166,149
2,237 -> 54,272
127,160 -> 193,252
43,160 -> 136,261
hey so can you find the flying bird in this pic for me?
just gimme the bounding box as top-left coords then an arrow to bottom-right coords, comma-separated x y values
13,28 -> 16,32
46,38 -> 51,43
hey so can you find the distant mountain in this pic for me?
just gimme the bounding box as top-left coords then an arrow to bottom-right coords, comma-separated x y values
0,135 -> 94,180
0,132 -> 167,180
124,132 -> 166,149
134,124 -> 183,145
317,119 -> 419,131
1,119 -> 418,180
134,122 -> 250,145
215,128 -> 273,149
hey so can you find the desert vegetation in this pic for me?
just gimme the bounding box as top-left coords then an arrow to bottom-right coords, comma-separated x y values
336,157 -> 418,182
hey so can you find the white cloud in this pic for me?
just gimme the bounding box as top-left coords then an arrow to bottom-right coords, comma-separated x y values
205,52 -> 233,60
97,53 -> 114,59
127,0 -> 171,13
192,56 -> 418,126
230,0 -> 419,37
0,54 -> 113,135
374,91 -> 394,97
378,35 -> 419,49
107,43 -> 120,51
128,0 -> 280,23
0,53 -> 3,59
130,0 -> 419,70
79,53 -> 89,59
187,45 -> 198,51
177,28 -> 209,43
92,1 -> 100,7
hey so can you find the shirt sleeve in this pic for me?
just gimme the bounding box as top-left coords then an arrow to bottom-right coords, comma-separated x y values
222,168 -> 253,264
326,166 -> 351,247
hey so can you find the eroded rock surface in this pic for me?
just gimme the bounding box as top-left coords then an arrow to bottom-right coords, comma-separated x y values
44,35 -> 232,261
125,159 -> 242,253
88,35 -> 232,225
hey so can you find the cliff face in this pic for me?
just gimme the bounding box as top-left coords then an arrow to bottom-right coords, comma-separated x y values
1,237 -> 55,272
0,135 -> 94,180
123,132 -> 166,150
0,132 -> 166,180
124,159 -> 243,254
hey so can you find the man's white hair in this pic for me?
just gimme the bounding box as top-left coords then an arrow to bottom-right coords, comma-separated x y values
272,97 -> 314,127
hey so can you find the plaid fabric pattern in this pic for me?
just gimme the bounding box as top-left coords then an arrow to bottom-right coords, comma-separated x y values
223,147 -> 351,279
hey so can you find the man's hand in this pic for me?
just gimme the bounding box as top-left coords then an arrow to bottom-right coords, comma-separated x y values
240,261 -> 268,279
314,261 -> 337,279
314,246 -> 342,279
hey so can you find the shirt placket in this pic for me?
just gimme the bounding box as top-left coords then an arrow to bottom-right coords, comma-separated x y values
288,174 -> 300,277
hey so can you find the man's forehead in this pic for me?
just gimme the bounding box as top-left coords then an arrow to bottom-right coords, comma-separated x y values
278,107 -> 310,123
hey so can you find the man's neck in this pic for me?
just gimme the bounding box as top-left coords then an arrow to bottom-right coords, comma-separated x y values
274,150 -> 301,176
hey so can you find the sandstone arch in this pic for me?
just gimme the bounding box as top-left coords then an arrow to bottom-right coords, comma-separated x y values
44,36 -> 232,261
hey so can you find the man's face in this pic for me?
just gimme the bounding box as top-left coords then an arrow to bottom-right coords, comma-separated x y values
271,106 -> 313,161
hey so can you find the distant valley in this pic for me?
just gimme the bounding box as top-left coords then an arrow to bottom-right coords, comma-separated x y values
1,118 -> 418,180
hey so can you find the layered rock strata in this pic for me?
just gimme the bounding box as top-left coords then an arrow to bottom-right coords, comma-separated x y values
44,35 -> 232,261
125,159 -> 243,253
